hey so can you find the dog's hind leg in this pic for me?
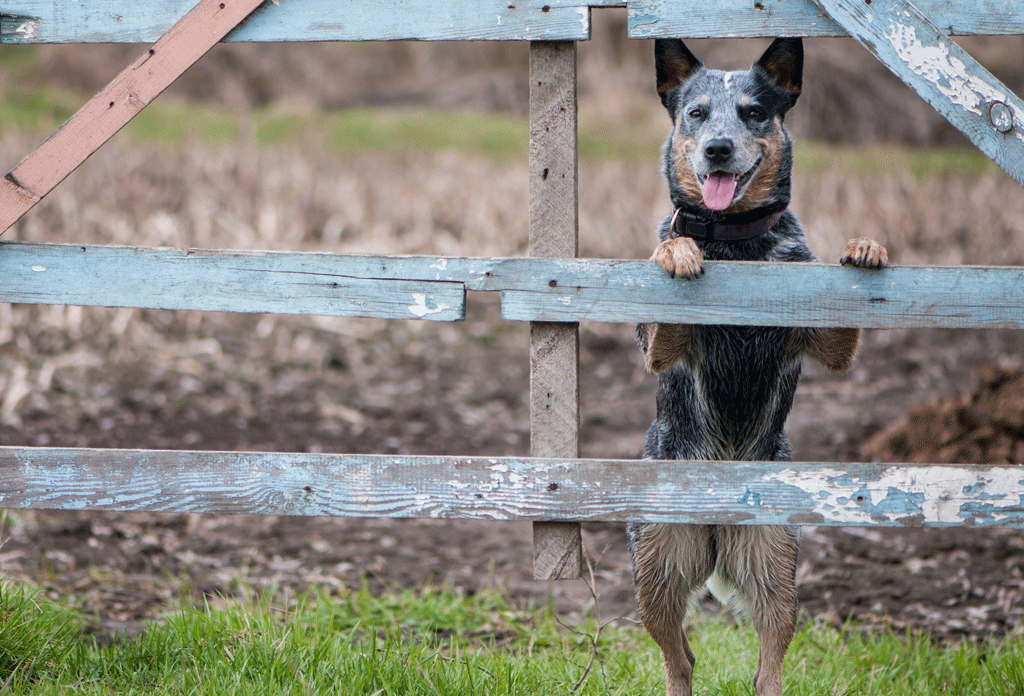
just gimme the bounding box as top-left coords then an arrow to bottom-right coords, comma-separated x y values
714,525 -> 799,696
629,523 -> 716,696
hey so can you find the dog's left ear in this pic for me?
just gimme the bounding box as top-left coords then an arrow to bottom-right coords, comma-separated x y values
754,38 -> 803,109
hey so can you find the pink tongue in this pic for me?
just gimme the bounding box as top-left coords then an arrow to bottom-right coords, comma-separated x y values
702,172 -> 737,211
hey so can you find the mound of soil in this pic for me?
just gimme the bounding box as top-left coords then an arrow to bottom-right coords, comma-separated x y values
864,367 -> 1024,464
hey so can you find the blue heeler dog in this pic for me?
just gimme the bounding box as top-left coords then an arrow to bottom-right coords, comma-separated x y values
629,38 -> 887,696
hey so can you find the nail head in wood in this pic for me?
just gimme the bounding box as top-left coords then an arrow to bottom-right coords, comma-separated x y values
991,102 -> 1013,133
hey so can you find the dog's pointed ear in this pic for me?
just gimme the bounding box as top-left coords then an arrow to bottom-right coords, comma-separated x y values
754,38 -> 803,108
655,39 -> 702,111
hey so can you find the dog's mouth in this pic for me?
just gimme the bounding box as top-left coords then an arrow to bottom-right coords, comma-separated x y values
698,157 -> 761,212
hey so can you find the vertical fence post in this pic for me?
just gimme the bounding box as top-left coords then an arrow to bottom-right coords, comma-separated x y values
528,40 -> 583,581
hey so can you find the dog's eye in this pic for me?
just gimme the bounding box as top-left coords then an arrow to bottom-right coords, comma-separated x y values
744,106 -> 767,122
686,107 -> 704,120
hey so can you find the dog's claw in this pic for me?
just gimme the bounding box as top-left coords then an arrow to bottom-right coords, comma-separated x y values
652,237 -> 704,280
840,237 -> 888,269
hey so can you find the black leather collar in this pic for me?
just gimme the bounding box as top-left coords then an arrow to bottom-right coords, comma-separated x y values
670,207 -> 784,242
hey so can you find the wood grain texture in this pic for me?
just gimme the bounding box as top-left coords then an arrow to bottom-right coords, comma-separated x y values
3,447 -> 1024,529
497,258 -> 1024,329
529,41 -> 578,261
0,0 -> 591,43
0,0 -> 267,235
529,41 -> 582,580
7,0 -> 1021,43
0,243 -> 466,320
628,0 -> 1024,38
813,0 -> 1024,187
3,243 -> 1023,329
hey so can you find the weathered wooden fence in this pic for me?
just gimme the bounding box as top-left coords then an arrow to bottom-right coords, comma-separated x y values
1,0 -> 1023,582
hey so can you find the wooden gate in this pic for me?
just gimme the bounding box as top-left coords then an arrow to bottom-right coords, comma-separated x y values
1,0 -> 1023,583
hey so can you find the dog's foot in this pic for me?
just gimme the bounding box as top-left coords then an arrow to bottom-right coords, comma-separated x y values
652,237 -> 704,279
840,237 -> 888,269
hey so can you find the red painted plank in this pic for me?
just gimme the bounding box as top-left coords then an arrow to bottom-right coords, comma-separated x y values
0,0 -> 268,235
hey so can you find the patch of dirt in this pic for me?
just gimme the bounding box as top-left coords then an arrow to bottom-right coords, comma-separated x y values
4,324 -> 1024,645
864,366 -> 1024,465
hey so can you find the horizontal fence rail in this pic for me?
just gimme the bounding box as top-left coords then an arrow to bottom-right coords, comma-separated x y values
3,0 -> 1024,43
628,0 -> 1024,38
1,446 -> 1022,528
1,0 -> 600,43
2,242 -> 1024,329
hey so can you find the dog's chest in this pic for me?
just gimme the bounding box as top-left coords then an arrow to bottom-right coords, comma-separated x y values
655,325 -> 802,460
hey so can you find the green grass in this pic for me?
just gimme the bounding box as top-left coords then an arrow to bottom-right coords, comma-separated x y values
794,142 -> 997,179
321,108 -> 527,160
0,82 -> 998,177
3,580 -> 1024,695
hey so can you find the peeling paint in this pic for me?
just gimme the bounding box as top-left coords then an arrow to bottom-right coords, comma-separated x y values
14,19 -> 41,41
767,466 -> 1024,526
884,21 -> 1024,142
407,293 -> 450,317
737,488 -> 762,507
429,257 -> 448,280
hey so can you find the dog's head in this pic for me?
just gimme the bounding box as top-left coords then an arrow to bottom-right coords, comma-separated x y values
656,38 -> 803,215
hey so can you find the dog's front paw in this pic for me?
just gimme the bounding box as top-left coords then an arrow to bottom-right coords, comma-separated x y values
840,238 -> 888,269
652,237 -> 704,279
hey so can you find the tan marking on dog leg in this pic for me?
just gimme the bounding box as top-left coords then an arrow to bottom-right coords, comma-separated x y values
714,526 -> 797,696
632,524 -> 716,696
840,237 -> 888,268
652,236 -> 704,279
800,327 -> 860,373
641,323 -> 696,374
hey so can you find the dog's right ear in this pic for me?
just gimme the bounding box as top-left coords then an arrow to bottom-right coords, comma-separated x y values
754,38 -> 803,109
655,39 -> 702,112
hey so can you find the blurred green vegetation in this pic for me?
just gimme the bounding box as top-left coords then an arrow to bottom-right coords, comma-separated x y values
0,77 -> 997,178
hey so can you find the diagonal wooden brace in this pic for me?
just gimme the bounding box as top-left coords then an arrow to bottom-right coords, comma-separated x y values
0,0 -> 269,235
814,0 -> 1024,187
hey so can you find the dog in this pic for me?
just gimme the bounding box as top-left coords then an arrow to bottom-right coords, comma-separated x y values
628,38 -> 887,696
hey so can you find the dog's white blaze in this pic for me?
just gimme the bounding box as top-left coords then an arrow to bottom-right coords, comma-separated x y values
722,71 -> 741,91
885,21 -> 1024,144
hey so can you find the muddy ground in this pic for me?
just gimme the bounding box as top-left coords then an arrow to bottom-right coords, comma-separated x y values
3,316 -> 1024,645
3,21 -> 1024,647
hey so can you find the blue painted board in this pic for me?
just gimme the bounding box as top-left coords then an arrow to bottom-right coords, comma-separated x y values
496,257 -> 1024,329
3,242 -> 1024,328
1,446 -> 1022,528
0,0 -> 592,43
0,243 -> 466,321
813,0 -> 1024,187
628,0 -> 1024,38
6,0 -> 1023,42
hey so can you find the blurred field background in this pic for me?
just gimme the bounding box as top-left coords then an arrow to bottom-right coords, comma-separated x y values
0,13 -> 1023,453
2,8 -> 1024,644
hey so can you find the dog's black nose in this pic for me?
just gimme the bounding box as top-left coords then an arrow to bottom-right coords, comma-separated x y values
704,138 -> 734,164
